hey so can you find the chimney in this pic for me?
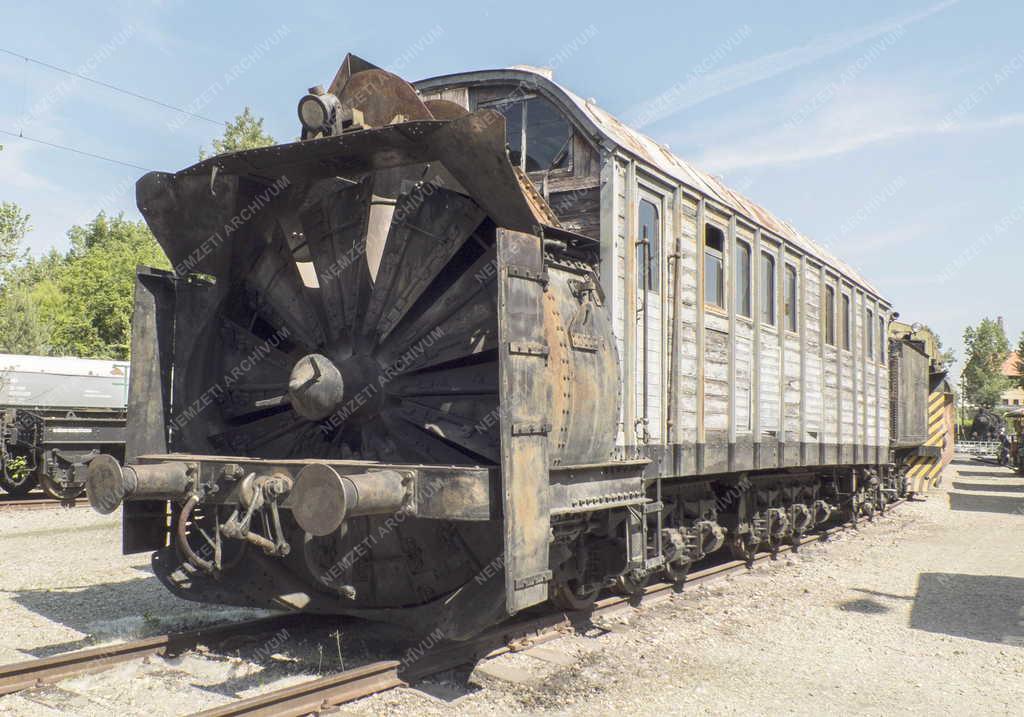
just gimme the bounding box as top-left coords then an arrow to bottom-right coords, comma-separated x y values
998,316 -> 1005,333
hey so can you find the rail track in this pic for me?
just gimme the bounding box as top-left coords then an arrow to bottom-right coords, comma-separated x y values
191,500 -> 907,717
0,500 -> 904,715
0,613 -> 308,697
0,493 -> 85,511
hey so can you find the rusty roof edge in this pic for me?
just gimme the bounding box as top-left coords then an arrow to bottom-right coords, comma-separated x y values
415,68 -> 889,304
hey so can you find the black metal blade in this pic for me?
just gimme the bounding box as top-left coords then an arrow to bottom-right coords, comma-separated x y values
299,177 -> 373,350
244,231 -> 325,351
392,397 -> 500,463
388,362 -> 498,398
363,186 -> 485,343
376,246 -> 498,365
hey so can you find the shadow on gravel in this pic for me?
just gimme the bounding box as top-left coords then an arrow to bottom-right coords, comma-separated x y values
836,597 -> 892,615
952,481 -> 1024,493
910,573 -> 1024,645
956,469 -> 1021,478
948,491 -> 1024,514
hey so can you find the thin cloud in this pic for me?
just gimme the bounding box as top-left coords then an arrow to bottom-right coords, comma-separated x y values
627,0 -> 960,128
696,111 -> 1024,172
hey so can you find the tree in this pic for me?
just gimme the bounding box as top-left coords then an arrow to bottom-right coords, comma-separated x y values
0,201 -> 30,277
962,318 -> 1011,408
0,284 -> 51,355
0,212 -> 169,360
199,107 -> 275,160
1017,332 -> 1024,389
50,213 -> 170,359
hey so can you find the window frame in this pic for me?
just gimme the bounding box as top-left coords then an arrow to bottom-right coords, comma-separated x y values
879,314 -> 887,365
479,94 -> 574,175
841,292 -> 852,351
760,250 -> 777,327
637,197 -> 662,295
784,262 -> 799,333
735,238 -> 752,319
704,222 -> 726,311
823,284 -> 837,347
866,308 -> 875,360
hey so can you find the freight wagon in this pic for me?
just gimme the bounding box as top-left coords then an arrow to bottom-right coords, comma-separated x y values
1,353 -> 128,498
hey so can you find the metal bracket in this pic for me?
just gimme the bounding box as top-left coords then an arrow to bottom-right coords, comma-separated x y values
506,264 -> 549,286
511,422 -> 552,436
513,570 -> 553,590
507,341 -> 549,357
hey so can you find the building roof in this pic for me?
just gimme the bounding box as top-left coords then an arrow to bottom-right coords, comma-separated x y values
415,66 -> 888,303
1002,352 -> 1022,377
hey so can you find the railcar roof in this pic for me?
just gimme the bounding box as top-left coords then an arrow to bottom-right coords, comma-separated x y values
415,67 -> 887,303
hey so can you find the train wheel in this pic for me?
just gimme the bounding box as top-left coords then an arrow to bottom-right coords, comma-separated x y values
730,533 -> 759,567
1,454 -> 39,497
613,570 -> 649,597
664,558 -> 691,587
551,579 -> 600,612
38,471 -> 85,501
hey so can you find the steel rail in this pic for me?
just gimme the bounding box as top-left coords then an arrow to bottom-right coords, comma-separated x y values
189,500 -> 906,716
0,613 -> 309,697
0,496 -> 85,511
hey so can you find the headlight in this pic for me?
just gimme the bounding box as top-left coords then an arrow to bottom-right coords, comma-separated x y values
298,93 -> 331,132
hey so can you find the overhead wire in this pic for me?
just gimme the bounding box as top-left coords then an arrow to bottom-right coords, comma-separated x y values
0,46 -> 227,127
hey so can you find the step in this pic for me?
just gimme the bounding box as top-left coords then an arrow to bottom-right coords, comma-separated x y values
948,489 -> 1024,515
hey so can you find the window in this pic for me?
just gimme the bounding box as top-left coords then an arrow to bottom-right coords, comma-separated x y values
824,285 -> 836,346
735,240 -> 752,318
879,315 -> 886,364
761,251 -> 776,326
489,96 -> 572,172
704,224 -> 725,309
637,199 -> 660,293
842,293 -> 852,350
866,309 -> 874,360
784,263 -> 798,332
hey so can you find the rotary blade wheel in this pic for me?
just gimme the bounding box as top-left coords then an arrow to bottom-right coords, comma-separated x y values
194,178 -> 500,466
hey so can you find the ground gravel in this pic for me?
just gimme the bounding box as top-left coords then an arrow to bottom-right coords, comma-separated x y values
2,459 -> 1023,715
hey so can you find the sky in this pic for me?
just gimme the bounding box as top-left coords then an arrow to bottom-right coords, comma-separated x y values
1,0 -> 1021,380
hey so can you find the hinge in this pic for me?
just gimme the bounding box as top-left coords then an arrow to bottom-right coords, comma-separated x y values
513,569 -> 553,590
506,264 -> 549,285
507,341 -> 549,357
511,422 -> 552,436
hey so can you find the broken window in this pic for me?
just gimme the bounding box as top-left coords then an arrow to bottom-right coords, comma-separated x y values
485,96 -> 572,172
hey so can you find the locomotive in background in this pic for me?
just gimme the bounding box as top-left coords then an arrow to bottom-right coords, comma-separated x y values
84,54 -> 942,639
888,322 -> 956,494
1,354 -> 128,499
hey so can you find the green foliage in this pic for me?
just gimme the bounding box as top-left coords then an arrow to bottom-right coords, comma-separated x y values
199,106 -> 275,160
1017,332 -> 1024,390
0,283 -> 52,355
962,318 -> 1011,408
0,212 -> 169,360
0,201 -> 31,276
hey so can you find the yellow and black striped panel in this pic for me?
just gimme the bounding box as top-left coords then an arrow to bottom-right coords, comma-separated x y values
906,390 -> 952,493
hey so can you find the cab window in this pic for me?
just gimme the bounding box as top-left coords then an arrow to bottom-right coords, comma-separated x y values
487,96 -> 572,172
